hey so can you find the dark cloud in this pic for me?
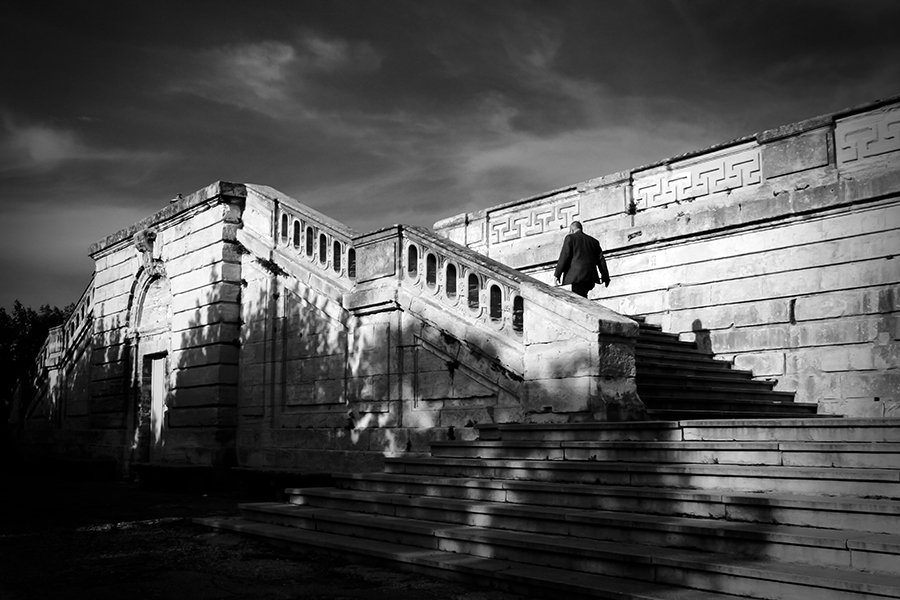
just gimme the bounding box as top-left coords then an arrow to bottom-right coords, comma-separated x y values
1,0 -> 898,309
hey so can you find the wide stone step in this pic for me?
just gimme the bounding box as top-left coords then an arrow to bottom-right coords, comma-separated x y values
428,440 -> 900,469
636,343 -> 714,358
332,472 -> 900,534
638,369 -> 761,384
228,503 -> 900,600
640,398 -> 817,414
382,457 -> 900,497
195,515 -> 745,600
636,356 -> 751,372
286,487 -> 900,572
645,409 -> 821,421
638,383 -> 795,401
636,330 -> 688,345
475,418 -> 900,443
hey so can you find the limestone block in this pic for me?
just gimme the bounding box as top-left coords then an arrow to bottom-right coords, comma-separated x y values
795,286 -> 900,322
171,302 -> 240,332
173,364 -> 239,388
242,362 -> 268,386
438,407 -> 497,429
171,324 -> 240,354
793,315 -> 894,347
784,372 -> 840,403
89,394 -> 126,414
347,348 -> 389,378
590,376 -> 640,420
710,325 -> 790,353
170,384 -> 238,408
522,377 -> 592,414
281,382 -> 312,406
466,216 -> 486,246
346,375 -> 389,401
873,343 -> 900,370
761,127 -> 830,179
285,329 -> 347,360
166,243 -> 229,279
185,203 -> 230,234
88,413 -> 128,428
92,281 -> 127,304
314,378 -> 344,404
240,383 -> 266,407
320,427 -> 370,451
840,371 -> 900,400
401,403 -> 440,428
284,286 -> 348,328
415,366 -> 494,401
170,344 -> 239,370
292,354 -> 345,382
356,237 -> 397,283
170,262 -> 241,296
523,307 -> 578,345
407,426 -> 449,452
171,283 -> 240,315
167,406 -> 236,428
344,285 -> 398,314
492,231 -> 570,270
91,343 -> 127,367
96,293 -> 129,317
819,397 -> 886,418
733,351 -> 785,376
368,427 -> 409,454
90,360 -> 126,381
350,321 -> 390,349
524,342 -> 595,380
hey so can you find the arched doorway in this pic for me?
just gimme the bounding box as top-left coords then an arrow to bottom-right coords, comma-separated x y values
129,275 -> 172,463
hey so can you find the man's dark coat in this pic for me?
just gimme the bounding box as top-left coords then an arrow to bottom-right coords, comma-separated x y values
554,230 -> 610,286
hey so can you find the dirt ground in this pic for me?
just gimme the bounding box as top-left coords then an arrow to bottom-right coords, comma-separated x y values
0,466 -> 529,600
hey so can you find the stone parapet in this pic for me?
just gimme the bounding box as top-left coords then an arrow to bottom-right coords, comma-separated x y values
434,96 -> 900,417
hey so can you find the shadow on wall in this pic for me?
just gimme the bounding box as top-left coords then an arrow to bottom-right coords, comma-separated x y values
692,319 -> 712,354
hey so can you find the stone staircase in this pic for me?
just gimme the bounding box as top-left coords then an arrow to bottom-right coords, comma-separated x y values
633,317 -> 820,420
199,417 -> 900,599
197,317 -> 899,598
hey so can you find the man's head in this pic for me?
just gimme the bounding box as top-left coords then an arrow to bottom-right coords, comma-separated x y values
569,221 -> 583,234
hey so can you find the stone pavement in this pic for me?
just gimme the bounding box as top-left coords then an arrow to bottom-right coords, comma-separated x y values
0,467 -> 529,600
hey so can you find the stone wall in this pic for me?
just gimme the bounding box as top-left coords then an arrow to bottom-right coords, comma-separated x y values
234,185 -> 640,473
435,97 -> 900,418
16,183 -> 247,473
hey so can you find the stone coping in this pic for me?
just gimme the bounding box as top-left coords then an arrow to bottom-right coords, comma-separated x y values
89,181 -> 247,256
248,183 -> 358,239
434,94 -> 900,231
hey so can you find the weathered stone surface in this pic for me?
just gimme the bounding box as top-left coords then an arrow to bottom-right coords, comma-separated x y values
762,127 -> 830,179
734,351 -> 786,377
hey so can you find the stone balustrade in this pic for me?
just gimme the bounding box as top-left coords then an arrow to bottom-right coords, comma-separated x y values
274,202 -> 357,286
400,225 -> 524,341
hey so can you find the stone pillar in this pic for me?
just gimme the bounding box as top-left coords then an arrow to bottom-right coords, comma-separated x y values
520,282 -> 644,422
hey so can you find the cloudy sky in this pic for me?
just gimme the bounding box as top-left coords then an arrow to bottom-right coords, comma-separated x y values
2,0 -> 898,311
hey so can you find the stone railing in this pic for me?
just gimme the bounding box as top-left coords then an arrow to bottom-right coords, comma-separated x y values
351,224 -> 644,421
31,274 -> 94,379
401,225 -> 524,342
274,201 -> 358,287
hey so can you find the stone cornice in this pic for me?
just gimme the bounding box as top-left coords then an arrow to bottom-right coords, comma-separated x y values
88,181 -> 247,257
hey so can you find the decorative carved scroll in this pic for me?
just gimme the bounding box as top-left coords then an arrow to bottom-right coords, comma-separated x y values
836,108 -> 900,165
489,200 -> 580,245
633,146 -> 762,210
132,228 -> 166,277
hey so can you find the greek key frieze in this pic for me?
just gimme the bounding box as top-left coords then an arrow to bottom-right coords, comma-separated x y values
489,200 -> 580,245
633,147 -> 762,210
837,108 -> 900,164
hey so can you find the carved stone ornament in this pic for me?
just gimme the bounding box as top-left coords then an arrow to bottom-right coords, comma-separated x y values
132,228 -> 166,277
